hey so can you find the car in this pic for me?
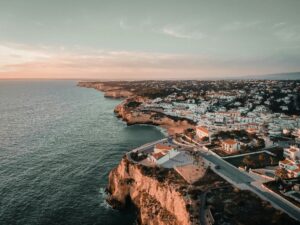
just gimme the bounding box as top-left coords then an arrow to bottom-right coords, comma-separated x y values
215,165 -> 221,170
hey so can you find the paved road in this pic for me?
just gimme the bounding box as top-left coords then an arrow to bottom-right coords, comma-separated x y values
251,184 -> 300,221
129,138 -> 300,221
197,148 -> 300,221
200,151 -> 254,184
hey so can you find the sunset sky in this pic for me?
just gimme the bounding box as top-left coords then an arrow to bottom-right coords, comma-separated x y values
0,0 -> 300,79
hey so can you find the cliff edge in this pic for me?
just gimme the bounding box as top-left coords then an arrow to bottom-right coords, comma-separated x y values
107,156 -> 201,225
114,98 -> 195,135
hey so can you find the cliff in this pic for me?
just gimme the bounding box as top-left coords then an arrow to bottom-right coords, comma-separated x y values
77,81 -> 133,98
78,81 -> 195,134
107,156 -> 300,225
114,99 -> 195,135
107,157 -> 200,225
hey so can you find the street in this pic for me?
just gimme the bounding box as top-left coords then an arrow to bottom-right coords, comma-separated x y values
197,147 -> 300,221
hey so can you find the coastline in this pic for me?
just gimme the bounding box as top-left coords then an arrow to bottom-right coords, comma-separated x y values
78,81 -> 196,136
77,81 -> 300,225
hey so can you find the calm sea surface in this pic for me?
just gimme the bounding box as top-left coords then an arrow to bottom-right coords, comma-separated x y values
0,80 -> 165,225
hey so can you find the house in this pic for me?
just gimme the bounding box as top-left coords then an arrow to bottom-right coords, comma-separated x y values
149,152 -> 165,163
279,159 -> 300,178
154,144 -> 173,154
283,146 -> 300,162
196,126 -> 210,139
148,149 -> 180,166
279,146 -> 300,178
222,139 -> 240,153
279,159 -> 295,171
246,128 -> 257,134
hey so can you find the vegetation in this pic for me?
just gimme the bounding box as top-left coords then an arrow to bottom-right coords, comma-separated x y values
125,101 -> 142,108
226,153 -> 279,169
275,167 -> 289,180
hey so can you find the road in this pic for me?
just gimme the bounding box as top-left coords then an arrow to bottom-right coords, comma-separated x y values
128,138 -> 300,221
201,152 -> 254,184
197,148 -> 300,221
251,184 -> 300,221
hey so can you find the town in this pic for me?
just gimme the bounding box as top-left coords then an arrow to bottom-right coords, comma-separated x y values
80,79 -> 300,223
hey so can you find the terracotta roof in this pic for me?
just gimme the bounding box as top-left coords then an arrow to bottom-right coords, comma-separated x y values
279,159 -> 294,165
196,126 -> 209,134
155,144 -> 173,151
152,152 -> 165,160
288,147 -> 299,152
247,128 -> 257,132
223,139 -> 237,145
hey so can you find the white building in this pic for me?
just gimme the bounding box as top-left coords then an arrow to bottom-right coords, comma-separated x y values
221,139 -> 240,153
149,149 -> 180,166
279,146 -> 300,178
283,146 -> 300,162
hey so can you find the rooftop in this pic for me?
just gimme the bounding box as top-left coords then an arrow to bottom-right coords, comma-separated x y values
152,152 -> 165,160
223,139 -> 237,145
196,126 -> 209,134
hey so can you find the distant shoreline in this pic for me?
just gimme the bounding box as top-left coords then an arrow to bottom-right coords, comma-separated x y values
77,81 -> 196,136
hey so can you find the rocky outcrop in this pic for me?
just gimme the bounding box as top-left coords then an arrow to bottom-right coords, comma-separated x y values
114,99 -> 195,135
104,89 -> 133,98
107,157 -> 200,225
77,82 -> 133,98
78,81 -> 195,134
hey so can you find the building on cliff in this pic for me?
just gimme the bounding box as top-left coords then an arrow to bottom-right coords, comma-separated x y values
148,148 -> 181,166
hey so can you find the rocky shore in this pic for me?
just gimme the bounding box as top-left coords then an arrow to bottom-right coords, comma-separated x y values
78,81 -> 195,135
114,98 -> 195,135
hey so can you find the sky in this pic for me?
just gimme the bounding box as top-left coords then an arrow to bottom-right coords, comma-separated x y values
0,0 -> 300,80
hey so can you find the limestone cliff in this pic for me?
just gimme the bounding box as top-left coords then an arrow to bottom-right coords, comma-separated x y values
114,100 -> 195,135
78,81 -> 195,134
107,157 -> 200,225
77,82 -> 133,98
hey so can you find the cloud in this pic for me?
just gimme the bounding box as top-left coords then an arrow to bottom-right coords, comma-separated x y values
0,43 -> 52,71
161,26 -> 205,40
1,43 -> 299,79
274,25 -> 300,42
221,21 -> 261,31
118,18 -> 205,40
272,22 -> 286,28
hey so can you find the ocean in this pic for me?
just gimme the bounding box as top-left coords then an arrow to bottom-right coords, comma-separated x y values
0,80 -> 165,225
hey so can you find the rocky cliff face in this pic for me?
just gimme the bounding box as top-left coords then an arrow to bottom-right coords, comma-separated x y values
78,82 -> 195,134
114,100 -> 195,135
77,82 -> 133,98
107,157 -> 200,225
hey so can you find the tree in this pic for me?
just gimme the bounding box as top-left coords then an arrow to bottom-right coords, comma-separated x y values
202,136 -> 209,142
258,153 -> 265,165
257,138 -> 265,148
269,156 -> 275,165
275,167 -> 289,180
243,155 -> 254,167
